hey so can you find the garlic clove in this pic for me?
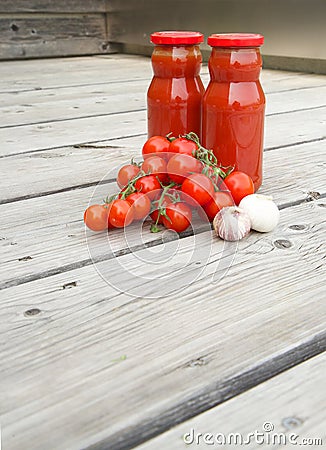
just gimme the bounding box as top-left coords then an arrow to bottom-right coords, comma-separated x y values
239,194 -> 280,232
213,206 -> 251,241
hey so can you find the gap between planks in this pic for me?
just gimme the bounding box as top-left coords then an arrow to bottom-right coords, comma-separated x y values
89,334 -> 326,450
135,351 -> 326,450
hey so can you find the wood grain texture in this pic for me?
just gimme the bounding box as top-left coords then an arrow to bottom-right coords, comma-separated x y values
0,109 -> 146,156
0,80 -> 325,129
0,80 -> 147,128
1,55 -> 326,93
0,54 -> 152,93
137,352 -> 326,449
0,0 -> 107,13
0,201 -> 325,449
0,14 -> 109,59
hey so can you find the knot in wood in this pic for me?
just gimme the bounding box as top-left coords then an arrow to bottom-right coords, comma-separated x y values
282,416 -> 303,430
18,255 -> 32,261
306,191 -> 320,201
289,224 -> 307,231
24,308 -> 41,317
10,23 -> 19,32
187,357 -> 208,368
273,239 -> 292,249
62,281 -> 77,290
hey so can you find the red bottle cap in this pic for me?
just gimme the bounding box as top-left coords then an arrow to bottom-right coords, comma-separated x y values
207,33 -> 264,47
151,31 -> 204,45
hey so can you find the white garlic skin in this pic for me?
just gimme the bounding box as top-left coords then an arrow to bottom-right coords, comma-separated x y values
239,194 -> 280,232
213,206 -> 251,241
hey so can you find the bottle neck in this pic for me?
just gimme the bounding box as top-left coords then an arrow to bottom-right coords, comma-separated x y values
151,45 -> 202,78
208,47 -> 262,82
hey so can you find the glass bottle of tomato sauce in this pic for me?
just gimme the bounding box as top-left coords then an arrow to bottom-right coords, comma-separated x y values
147,31 -> 204,138
202,33 -> 265,190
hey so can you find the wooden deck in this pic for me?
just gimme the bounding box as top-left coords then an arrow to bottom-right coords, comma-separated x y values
0,55 -> 325,449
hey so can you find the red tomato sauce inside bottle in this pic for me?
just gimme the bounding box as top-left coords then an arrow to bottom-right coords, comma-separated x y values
202,34 -> 265,190
148,31 -> 204,138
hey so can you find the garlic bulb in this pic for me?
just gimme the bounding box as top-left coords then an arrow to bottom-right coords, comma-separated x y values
213,206 -> 251,241
239,194 -> 280,232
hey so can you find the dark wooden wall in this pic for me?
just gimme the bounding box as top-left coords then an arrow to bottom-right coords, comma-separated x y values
0,0 -> 119,59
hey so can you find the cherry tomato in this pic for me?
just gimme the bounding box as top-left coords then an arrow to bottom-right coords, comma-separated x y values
163,202 -> 192,233
126,192 -> 151,221
141,156 -> 168,182
167,154 -> 203,184
142,136 -> 170,160
108,199 -> 133,228
150,196 -> 172,224
117,164 -> 140,188
84,204 -> 108,231
202,191 -> 234,222
181,173 -> 214,206
169,138 -> 197,158
106,202 -> 115,229
224,171 -> 254,205
134,175 -> 161,200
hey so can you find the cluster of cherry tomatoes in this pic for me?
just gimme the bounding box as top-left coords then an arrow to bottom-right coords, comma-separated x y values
84,134 -> 255,233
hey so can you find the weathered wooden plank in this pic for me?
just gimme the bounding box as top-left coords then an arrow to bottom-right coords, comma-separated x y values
0,54 -> 150,77
0,78 -> 148,108
0,142 -> 141,202
0,80 -> 147,127
0,14 -> 109,59
1,105 -> 325,157
0,55 -> 152,92
0,81 -> 325,128
0,201 -> 325,449
0,54 -> 325,93
137,352 -> 326,449
0,38 -> 115,61
0,0 -> 107,13
265,107 -> 326,150
0,109 -> 146,156
265,85 -> 326,115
